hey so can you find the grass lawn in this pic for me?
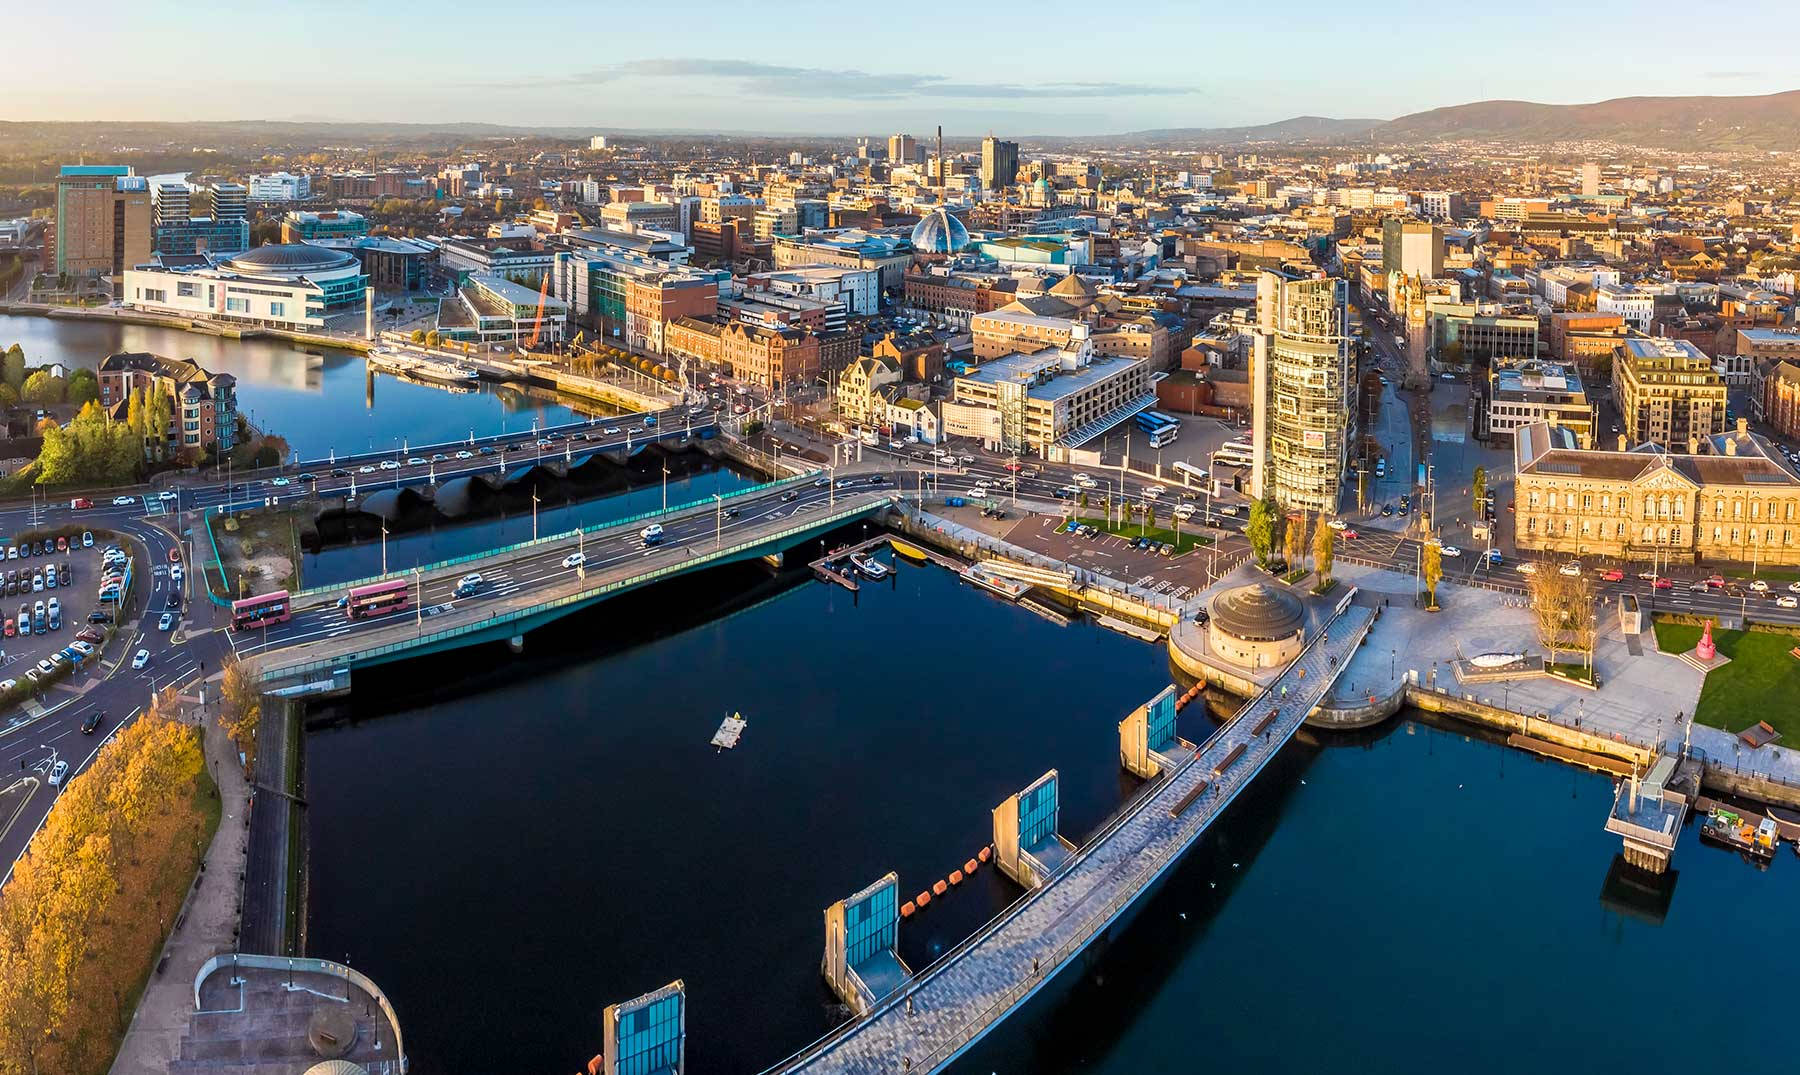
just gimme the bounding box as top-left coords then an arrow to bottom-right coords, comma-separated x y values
1071,516 -> 1214,553
1654,620 -> 1800,740
1546,661 -> 1595,684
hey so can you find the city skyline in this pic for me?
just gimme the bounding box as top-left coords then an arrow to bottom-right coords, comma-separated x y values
11,0 -> 1800,135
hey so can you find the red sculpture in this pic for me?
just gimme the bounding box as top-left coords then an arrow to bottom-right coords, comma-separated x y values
1696,618 -> 1716,661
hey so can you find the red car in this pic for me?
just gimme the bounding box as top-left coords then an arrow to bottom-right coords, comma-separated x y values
2,618 -> 12,638
1705,574 -> 1725,588
1601,568 -> 1624,582
1341,529 -> 1358,540
1652,577 -> 1673,590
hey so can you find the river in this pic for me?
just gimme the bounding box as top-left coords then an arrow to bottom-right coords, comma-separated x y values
0,313 -> 586,459
302,539 -> 1800,1075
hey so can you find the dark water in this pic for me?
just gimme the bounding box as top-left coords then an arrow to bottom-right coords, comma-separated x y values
0,313 -> 585,458
305,545 -> 1800,1075
299,464 -> 761,587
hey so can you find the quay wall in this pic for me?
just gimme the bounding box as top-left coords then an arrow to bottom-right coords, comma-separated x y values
0,301 -> 374,352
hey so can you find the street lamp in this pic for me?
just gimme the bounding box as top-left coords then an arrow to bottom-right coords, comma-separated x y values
713,493 -> 723,547
413,567 -> 423,630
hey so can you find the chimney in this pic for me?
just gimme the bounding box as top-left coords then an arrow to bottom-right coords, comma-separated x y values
1617,433 -> 1627,451
1687,435 -> 1698,455
1737,417 -> 1749,436
1725,437 -> 1737,456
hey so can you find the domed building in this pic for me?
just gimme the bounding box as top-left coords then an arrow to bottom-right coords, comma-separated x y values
122,241 -> 367,330
909,208 -> 972,256
1206,582 -> 1306,670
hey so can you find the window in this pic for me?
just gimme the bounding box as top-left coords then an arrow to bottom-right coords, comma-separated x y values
177,281 -> 198,298
270,301 -> 285,317
225,297 -> 249,313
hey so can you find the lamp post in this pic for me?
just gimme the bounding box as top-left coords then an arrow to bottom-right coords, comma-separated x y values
662,461 -> 670,513
714,493 -> 723,547
532,489 -> 540,541
380,521 -> 388,576
413,567 -> 423,631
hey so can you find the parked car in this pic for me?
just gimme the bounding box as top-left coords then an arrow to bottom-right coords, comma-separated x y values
81,532 -> 92,548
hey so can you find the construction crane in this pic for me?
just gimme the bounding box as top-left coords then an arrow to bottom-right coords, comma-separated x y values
525,272 -> 553,350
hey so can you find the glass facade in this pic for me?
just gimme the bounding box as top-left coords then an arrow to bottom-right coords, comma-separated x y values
1018,772 -> 1059,850
843,877 -> 898,967
1146,689 -> 1177,754
1266,276 -> 1350,514
613,990 -> 682,1075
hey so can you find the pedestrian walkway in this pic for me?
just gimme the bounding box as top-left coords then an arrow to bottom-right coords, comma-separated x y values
110,677 -> 252,1075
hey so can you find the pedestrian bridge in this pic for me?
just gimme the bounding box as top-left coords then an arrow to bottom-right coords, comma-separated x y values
766,597 -> 1375,1075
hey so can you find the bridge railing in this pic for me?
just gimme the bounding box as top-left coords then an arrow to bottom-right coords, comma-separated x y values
765,599 -> 1367,1074
260,492 -> 889,683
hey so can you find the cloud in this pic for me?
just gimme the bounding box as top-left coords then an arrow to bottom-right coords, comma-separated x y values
509,59 -> 1194,100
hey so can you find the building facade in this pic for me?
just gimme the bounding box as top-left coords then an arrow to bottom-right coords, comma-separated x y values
1613,337 -> 1727,449
1251,271 -> 1351,514
281,210 -> 369,244
248,172 -> 311,202
1481,361 -> 1594,443
946,342 -> 1153,454
53,164 -> 151,281
980,137 -> 1019,191
123,245 -> 367,329
97,351 -> 237,457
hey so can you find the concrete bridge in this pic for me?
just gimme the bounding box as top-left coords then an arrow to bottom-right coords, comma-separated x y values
766,597 -> 1375,1075
249,473 -> 895,695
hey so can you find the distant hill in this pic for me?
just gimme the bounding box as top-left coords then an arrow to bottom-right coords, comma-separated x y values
1113,116 -> 1385,145
1377,89 -> 1800,149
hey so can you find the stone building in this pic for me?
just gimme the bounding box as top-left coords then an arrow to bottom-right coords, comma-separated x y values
1612,337 -> 1727,449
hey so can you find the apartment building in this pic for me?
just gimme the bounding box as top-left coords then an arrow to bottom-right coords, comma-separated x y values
1481,361 -> 1594,443
97,351 -> 238,457
54,164 -> 151,282
945,341 -> 1153,454
1613,337 -> 1727,449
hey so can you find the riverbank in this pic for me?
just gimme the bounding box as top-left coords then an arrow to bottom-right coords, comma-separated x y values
0,300 -> 374,353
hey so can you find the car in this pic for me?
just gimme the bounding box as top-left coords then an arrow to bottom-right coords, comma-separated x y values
1705,574 -> 1725,588
1264,559 -> 1290,575
1749,579 -> 1770,592
331,468 -> 350,478
562,551 -> 588,569
131,649 -> 150,670
1779,596 -> 1799,609
3,547 -> 12,559
1380,505 -> 1394,517
170,565 -> 182,583
1789,581 -> 1800,594
298,473 -> 318,483
75,628 -> 102,644
408,457 -> 427,466
889,439 -> 906,450
1516,562 -> 1538,575
1602,568 -> 1625,582
81,532 -> 92,548
168,547 -> 180,563
455,572 -> 484,597
43,569 -> 54,590
165,591 -> 181,610
1637,569 -> 1659,580
604,427 -> 622,435
1159,542 -> 1175,557
431,453 -> 447,462
781,490 -> 799,502
69,640 -> 93,656
31,542 -> 43,556
1559,561 -> 1582,577
158,490 -> 177,501
456,450 -> 474,460
1327,518 -> 1347,531
30,573 -> 42,592
2,618 -> 11,638
55,536 -> 67,553
35,658 -> 55,676
723,507 -> 740,520
111,495 -> 136,506
1341,528 -> 1359,540
1439,545 -> 1462,558
87,611 -> 112,624
158,612 -> 176,631
1687,580 -> 1710,592
81,711 -> 102,734
1652,577 -> 1673,590
358,464 -> 376,474
380,460 -> 400,470
270,477 -> 291,486
47,761 -> 68,787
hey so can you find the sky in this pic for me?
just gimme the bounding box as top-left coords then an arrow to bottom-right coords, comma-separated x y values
10,0 -> 1800,136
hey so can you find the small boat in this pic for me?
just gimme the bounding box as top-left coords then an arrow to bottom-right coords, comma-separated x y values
888,538 -> 930,564
849,552 -> 889,580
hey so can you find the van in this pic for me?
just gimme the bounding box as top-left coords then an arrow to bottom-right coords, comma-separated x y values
69,497 -> 92,510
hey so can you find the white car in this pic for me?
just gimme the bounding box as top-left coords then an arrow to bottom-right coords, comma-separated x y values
159,491 -> 177,500
131,649 -> 150,669
112,495 -> 136,506
1142,486 -> 1165,500
358,465 -> 376,474
1438,545 -> 1463,558
171,565 -> 184,583
1558,561 -> 1582,576
1749,579 -> 1769,592
158,612 -> 176,631
271,477 -> 291,486
889,439 -> 905,450
1073,473 -> 1096,488
604,427 -> 621,435
1517,562 -> 1538,575
562,552 -> 587,569
47,760 -> 68,787
1778,596 -> 1799,609
455,450 -> 474,459
407,457 -> 427,466
1327,518 -> 1347,531
379,460 -> 401,471
69,641 -> 94,656
1173,504 -> 1197,520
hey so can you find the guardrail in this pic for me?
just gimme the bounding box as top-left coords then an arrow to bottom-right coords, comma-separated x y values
260,493 -> 888,683
193,953 -> 407,1073
282,469 -> 823,602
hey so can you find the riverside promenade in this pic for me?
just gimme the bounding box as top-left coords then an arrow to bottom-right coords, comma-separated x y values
768,602 -> 1373,1074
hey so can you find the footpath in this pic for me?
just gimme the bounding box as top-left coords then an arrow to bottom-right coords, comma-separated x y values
108,675 -> 250,1075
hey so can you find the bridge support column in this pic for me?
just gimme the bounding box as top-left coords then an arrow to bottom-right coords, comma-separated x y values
993,769 -> 1075,891
508,635 -> 525,654
600,980 -> 685,1075
761,552 -> 783,569
822,872 -> 908,1017
1119,686 -> 1181,780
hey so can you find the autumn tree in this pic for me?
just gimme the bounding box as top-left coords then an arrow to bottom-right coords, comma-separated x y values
66,367 -> 99,405
20,370 -> 64,405
1314,519 -> 1336,587
1284,512 -> 1309,572
219,658 -> 263,766
1422,539 -> 1443,609
1472,465 -> 1488,519
1247,497 -> 1277,564
0,344 -> 24,390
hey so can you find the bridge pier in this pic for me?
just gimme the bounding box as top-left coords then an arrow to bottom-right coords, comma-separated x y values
822,873 -> 908,1017
762,551 -> 783,569
509,634 -> 524,654
599,979 -> 685,1075
992,770 -> 1076,891
1118,686 -> 1187,780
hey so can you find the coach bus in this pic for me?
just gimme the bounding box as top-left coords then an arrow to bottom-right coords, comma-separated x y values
1210,440 -> 1255,469
1133,410 -> 1180,449
1171,460 -> 1210,487
346,578 -> 411,620
231,589 -> 292,631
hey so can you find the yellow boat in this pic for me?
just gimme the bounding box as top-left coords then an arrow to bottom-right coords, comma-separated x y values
888,538 -> 930,564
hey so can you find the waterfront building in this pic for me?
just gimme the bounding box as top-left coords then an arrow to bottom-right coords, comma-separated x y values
1481,360 -> 1594,443
1513,418 -> 1800,566
945,336 -> 1154,455
248,172 -> 311,202
437,238 -> 553,284
306,235 -> 436,292
1613,337 -> 1727,449
1250,270 -> 1351,514
550,250 -> 721,353
152,181 -> 249,257
53,164 -> 151,283
122,244 -> 368,329
97,351 -> 237,456
281,210 -> 369,244
1204,582 -> 1306,670
436,271 -> 568,346
666,317 -> 821,390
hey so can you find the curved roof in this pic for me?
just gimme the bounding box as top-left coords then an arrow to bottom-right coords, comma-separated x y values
909,208 -> 971,255
223,243 -> 357,273
1049,272 -> 1098,299
303,1062 -> 368,1075
1208,582 -> 1304,642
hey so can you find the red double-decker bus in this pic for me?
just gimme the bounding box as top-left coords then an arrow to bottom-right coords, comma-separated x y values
231,590 -> 292,631
346,578 -> 410,620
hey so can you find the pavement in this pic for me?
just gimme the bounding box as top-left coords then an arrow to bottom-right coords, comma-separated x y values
109,680 -> 252,1075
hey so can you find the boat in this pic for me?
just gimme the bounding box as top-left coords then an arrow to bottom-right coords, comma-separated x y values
1698,807 -> 1777,863
849,552 -> 889,580
960,564 -> 1029,601
367,348 -> 481,386
888,538 -> 930,564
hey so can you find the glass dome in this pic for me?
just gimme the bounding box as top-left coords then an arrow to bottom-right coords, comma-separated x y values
909,208 -> 971,254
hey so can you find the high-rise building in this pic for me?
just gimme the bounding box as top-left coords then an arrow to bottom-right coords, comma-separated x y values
1613,337 -> 1728,449
980,136 -> 1019,191
887,133 -> 918,166
1580,161 -> 1601,197
152,180 -> 249,256
1381,218 -> 1442,278
589,135 -> 608,150
54,164 -> 151,283
1251,270 -> 1351,514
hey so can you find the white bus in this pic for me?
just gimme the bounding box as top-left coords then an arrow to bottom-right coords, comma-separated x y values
1211,441 -> 1255,469
1171,460 -> 1210,486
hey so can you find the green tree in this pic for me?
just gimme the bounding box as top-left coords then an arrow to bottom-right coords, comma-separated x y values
1314,520 -> 1336,587
33,423 -> 76,484
66,368 -> 98,406
0,382 -> 18,408
1422,540 -> 1443,609
20,370 -> 65,405
1472,465 -> 1487,519
0,344 -> 24,390
1077,490 -> 1089,512
1247,497 -> 1276,564
1144,503 -> 1157,535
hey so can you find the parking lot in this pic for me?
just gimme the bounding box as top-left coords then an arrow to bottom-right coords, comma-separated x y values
0,531 -> 178,694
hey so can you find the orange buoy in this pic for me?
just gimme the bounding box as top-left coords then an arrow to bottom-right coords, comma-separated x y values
900,901 -> 916,918
964,858 -> 979,874
916,891 -> 931,908
978,846 -> 992,863
932,880 -> 948,896
949,869 -> 964,885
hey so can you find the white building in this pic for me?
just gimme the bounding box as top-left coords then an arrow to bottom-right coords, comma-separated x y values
122,245 -> 368,330
1539,265 -> 1621,307
248,172 -> 311,202
745,266 -> 880,317
1597,282 -> 1655,330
